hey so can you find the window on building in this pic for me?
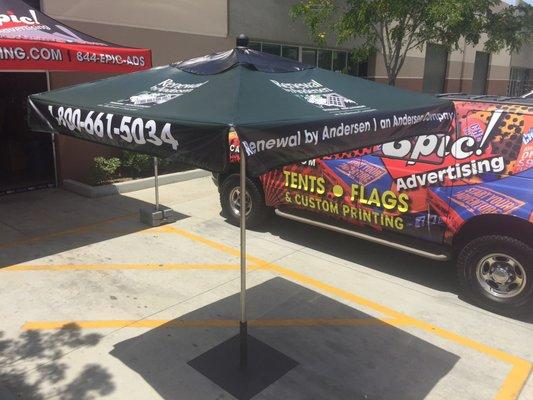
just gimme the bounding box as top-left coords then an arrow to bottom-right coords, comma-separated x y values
282,46 -> 299,61
302,48 -> 317,66
317,50 -> 332,69
248,42 -> 262,52
422,43 -> 448,94
247,41 -> 364,76
250,41 -> 299,60
472,51 -> 490,95
347,54 -> 368,78
261,43 -> 281,56
507,67 -> 532,97
332,51 -> 347,72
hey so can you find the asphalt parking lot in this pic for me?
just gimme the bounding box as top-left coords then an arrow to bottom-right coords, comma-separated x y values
0,175 -> 531,400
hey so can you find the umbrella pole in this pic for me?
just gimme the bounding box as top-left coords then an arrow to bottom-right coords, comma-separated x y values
239,147 -> 247,367
154,157 -> 160,211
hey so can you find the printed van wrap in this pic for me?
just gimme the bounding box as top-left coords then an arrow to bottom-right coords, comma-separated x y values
229,100 -> 533,244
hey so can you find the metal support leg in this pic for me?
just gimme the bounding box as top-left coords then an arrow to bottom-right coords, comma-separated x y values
239,147 -> 247,367
51,133 -> 59,188
46,72 -> 59,188
140,156 -> 177,226
154,157 -> 160,211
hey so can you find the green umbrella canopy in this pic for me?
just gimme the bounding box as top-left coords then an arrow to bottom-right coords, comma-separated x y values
28,47 -> 454,176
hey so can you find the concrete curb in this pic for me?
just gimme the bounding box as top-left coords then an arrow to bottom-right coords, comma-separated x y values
63,169 -> 210,198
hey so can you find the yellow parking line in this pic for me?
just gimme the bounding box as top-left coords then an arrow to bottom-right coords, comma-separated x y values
251,317 -> 406,328
22,317 -> 405,331
156,226 -> 269,270
0,213 -> 136,250
144,225 -> 181,234
2,263 -> 242,272
23,319 -> 236,330
159,226 -> 244,258
496,363 -> 532,400
159,225 -> 532,400
406,319 -> 532,400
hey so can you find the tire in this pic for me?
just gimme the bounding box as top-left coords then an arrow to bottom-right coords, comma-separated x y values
457,235 -> 533,316
219,174 -> 270,228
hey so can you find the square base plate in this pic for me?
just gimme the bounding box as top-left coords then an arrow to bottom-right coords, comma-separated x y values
139,206 -> 181,227
188,334 -> 298,400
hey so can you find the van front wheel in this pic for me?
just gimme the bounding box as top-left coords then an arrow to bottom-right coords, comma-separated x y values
220,174 -> 270,228
457,235 -> 532,316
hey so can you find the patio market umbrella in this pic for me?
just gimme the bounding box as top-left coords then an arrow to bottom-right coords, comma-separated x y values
27,47 -> 454,175
28,37 -> 455,365
0,0 -> 151,72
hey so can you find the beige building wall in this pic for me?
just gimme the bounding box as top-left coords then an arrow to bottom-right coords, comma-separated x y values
41,0 -> 233,67
511,43 -> 533,68
370,46 -> 426,91
459,33 -> 511,95
370,35 -> 515,95
229,0 -> 359,50
42,0 -> 228,37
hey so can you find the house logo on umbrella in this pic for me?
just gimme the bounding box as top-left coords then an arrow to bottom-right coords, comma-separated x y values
307,93 -> 357,109
270,78 -> 370,115
108,78 -> 208,109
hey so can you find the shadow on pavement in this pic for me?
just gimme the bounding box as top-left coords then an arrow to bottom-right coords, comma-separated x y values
0,188 -> 188,267
111,277 -> 459,400
262,215 -> 457,294
0,324 -> 114,400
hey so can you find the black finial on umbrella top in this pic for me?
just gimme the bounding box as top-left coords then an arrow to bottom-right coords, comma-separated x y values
236,34 -> 249,48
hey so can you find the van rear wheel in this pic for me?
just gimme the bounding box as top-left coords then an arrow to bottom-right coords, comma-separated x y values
457,235 -> 532,316
220,174 -> 270,228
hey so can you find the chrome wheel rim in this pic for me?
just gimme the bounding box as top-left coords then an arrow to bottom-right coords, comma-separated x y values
476,253 -> 527,299
229,187 -> 252,217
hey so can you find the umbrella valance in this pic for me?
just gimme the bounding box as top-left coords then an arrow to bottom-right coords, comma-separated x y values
0,0 -> 151,72
28,47 -> 454,176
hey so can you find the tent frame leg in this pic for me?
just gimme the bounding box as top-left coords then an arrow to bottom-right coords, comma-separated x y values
239,146 -> 247,367
154,157 -> 160,211
46,71 -> 59,188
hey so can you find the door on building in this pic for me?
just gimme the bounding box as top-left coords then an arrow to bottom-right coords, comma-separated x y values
0,73 -> 55,195
472,51 -> 490,95
507,67 -> 532,96
422,43 -> 448,94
